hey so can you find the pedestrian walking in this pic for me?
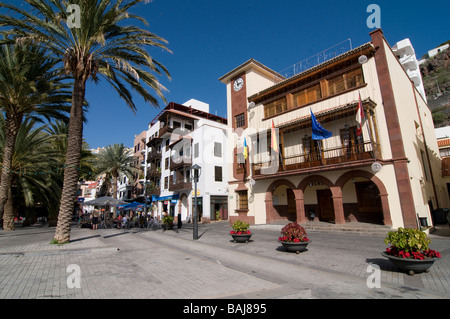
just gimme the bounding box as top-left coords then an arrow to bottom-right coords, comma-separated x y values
92,207 -> 100,230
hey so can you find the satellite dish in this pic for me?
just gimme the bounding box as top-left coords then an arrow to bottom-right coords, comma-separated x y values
248,102 -> 256,110
358,55 -> 368,64
249,179 -> 256,186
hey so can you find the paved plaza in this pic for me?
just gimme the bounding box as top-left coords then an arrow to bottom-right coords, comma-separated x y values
0,221 -> 449,301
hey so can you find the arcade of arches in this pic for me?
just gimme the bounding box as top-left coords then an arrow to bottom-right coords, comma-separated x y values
264,170 -> 392,226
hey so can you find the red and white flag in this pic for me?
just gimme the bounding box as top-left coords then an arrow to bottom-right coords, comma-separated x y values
356,93 -> 364,136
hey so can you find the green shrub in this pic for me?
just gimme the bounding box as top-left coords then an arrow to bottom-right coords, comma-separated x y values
162,215 -> 174,225
384,228 -> 431,253
232,220 -> 250,232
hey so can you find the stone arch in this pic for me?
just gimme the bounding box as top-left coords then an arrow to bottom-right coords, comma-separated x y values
297,175 -> 335,193
265,179 -> 298,224
335,170 -> 391,226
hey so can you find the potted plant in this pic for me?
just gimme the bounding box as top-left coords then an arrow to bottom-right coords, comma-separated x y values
278,222 -> 310,254
382,228 -> 441,276
230,220 -> 252,243
162,214 -> 174,230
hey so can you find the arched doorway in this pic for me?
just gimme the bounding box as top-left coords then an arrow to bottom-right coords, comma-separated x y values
336,170 -> 392,226
298,175 -> 337,223
179,193 -> 189,222
265,179 -> 297,223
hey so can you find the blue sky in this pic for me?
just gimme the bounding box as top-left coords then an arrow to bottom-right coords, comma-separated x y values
78,0 -> 450,149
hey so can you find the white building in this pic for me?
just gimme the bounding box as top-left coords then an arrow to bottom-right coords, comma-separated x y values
392,38 -> 427,101
144,99 -> 229,224
428,44 -> 449,59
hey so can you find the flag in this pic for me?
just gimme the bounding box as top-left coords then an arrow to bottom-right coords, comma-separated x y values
356,93 -> 364,136
311,109 -> 332,140
243,137 -> 248,160
271,120 -> 279,153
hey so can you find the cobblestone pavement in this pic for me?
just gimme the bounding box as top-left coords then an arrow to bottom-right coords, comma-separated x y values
0,221 -> 449,300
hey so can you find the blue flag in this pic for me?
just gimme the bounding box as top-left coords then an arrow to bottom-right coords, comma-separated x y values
310,109 -> 332,140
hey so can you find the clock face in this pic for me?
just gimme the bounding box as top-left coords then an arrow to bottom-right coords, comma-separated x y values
233,77 -> 244,92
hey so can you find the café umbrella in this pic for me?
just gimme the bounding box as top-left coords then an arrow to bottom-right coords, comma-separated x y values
82,196 -> 126,207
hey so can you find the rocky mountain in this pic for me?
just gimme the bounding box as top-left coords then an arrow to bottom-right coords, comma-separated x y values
419,45 -> 450,128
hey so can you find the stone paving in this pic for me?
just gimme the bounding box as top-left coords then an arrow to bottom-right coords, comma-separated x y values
0,221 -> 449,300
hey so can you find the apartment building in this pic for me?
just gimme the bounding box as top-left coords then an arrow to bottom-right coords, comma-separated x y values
132,130 -> 147,199
219,29 -> 446,229
144,99 -> 229,223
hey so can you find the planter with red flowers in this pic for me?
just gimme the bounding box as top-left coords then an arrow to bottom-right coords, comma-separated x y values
278,222 -> 310,254
382,228 -> 441,276
230,220 -> 252,243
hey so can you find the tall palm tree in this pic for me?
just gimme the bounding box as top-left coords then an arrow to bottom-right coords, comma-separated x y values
0,0 -> 171,242
0,115 -> 62,229
95,143 -> 139,202
0,42 -> 71,230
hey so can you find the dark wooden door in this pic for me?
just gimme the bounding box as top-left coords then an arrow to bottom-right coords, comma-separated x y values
287,188 -> 296,221
317,189 -> 334,222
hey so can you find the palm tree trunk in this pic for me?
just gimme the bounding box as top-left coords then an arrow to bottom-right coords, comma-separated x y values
0,112 -> 22,231
112,175 -> 118,216
3,188 -> 15,230
54,79 -> 86,243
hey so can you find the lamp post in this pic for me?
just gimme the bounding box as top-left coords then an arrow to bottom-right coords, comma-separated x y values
192,164 -> 201,240
144,180 -> 149,217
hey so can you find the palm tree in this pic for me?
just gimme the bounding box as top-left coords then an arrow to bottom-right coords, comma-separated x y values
0,0 -> 171,242
95,144 -> 139,202
0,115 -> 63,229
0,42 -> 71,230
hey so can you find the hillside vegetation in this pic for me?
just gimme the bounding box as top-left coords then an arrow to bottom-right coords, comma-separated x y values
419,45 -> 450,127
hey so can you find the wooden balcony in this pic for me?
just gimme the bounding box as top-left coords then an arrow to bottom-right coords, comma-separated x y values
169,176 -> 192,192
146,186 -> 161,196
170,156 -> 192,171
147,167 -> 161,178
252,141 -> 379,177
159,125 -> 174,138
147,149 -> 162,162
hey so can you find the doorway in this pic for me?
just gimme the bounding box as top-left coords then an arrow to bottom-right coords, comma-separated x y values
317,189 -> 334,222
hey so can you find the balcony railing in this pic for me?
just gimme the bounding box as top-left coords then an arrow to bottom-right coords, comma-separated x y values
169,176 -> 192,192
170,156 -> 192,171
147,149 -> 162,162
252,141 -> 378,176
147,167 -> 161,178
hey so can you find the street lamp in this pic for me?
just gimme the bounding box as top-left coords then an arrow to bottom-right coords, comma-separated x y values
144,180 -> 149,217
192,164 -> 201,240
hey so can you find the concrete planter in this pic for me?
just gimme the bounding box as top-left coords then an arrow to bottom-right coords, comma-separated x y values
279,241 -> 310,254
381,252 -> 437,276
230,234 -> 252,243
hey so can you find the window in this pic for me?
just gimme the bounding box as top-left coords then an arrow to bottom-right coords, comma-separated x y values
194,143 -> 199,158
264,97 -> 287,118
328,67 -> 363,96
293,84 -> 322,108
235,113 -> 245,128
214,166 -> 223,182
164,176 -> 168,189
185,123 -> 193,131
237,191 -> 248,210
173,121 -> 181,129
165,157 -> 169,169
214,142 -> 222,157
